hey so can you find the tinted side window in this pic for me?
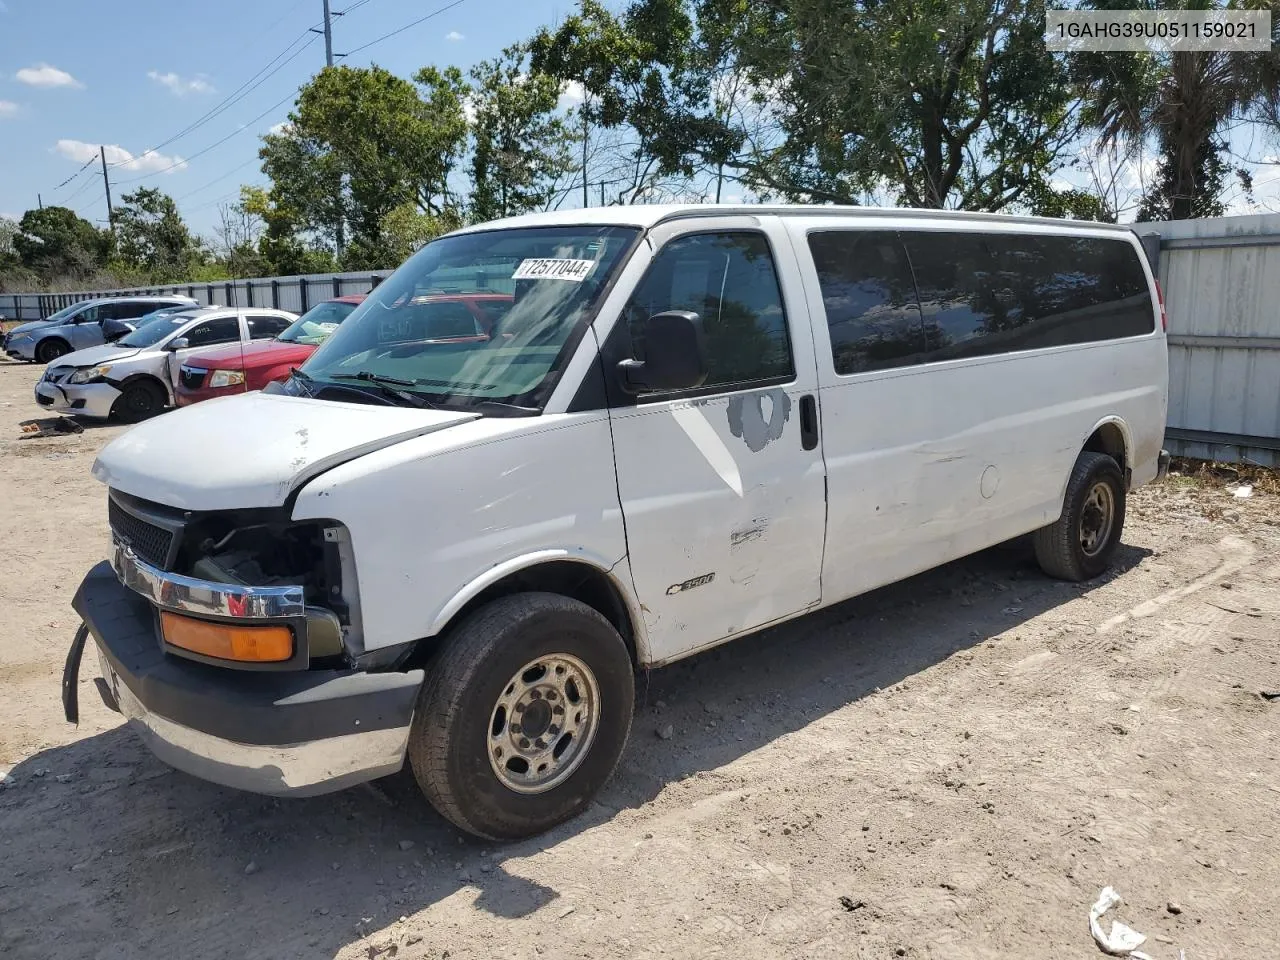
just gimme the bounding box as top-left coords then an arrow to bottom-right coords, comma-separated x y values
115,302 -> 156,320
247,314 -> 292,339
808,230 -> 925,374
904,231 -> 1154,363
625,232 -> 793,391
184,316 -> 241,347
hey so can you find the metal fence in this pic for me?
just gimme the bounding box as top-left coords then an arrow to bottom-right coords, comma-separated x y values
1141,213 -> 1280,467
0,270 -> 392,323
5,213 -> 1280,466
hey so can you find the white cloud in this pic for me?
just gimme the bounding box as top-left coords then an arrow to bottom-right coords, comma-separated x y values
0,100 -> 18,118
462,95 -> 478,125
558,80 -> 586,110
268,121 -> 292,135
148,70 -> 215,96
445,30 -> 464,41
16,63 -> 82,89
55,139 -> 186,174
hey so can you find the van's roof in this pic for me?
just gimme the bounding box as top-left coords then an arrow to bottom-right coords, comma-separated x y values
450,203 -> 1138,236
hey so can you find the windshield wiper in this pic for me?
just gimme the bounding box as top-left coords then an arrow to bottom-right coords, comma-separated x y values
439,399 -> 539,418
330,371 -> 435,408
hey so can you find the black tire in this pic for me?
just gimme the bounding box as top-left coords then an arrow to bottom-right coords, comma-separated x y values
112,378 -> 167,423
35,338 -> 70,364
408,592 -> 635,841
1034,451 -> 1126,581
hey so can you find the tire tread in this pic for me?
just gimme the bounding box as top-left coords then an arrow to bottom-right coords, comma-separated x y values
1034,451 -> 1124,582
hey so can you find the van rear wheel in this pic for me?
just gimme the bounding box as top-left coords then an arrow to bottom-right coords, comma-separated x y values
407,592 -> 635,841
1034,451 -> 1126,581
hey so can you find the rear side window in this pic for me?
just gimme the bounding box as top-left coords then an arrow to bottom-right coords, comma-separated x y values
807,231 -> 926,374
111,301 -> 159,320
625,232 -> 793,392
903,231 -> 1153,363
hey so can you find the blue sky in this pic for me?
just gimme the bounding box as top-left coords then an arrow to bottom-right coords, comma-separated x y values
0,0 -> 572,236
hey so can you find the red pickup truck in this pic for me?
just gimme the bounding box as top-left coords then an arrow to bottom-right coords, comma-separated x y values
174,296 -> 366,406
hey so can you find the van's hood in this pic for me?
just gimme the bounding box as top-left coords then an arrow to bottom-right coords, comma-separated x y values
92,391 -> 480,510
50,343 -> 143,371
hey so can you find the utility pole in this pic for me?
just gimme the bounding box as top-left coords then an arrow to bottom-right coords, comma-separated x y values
581,104 -> 589,208
317,0 -> 334,67
99,146 -> 114,232
37,193 -> 43,210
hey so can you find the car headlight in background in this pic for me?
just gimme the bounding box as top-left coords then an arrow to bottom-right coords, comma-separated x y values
68,364 -> 112,384
208,370 -> 246,388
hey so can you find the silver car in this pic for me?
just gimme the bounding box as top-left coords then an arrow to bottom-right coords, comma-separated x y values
4,295 -> 196,364
34,306 -> 298,421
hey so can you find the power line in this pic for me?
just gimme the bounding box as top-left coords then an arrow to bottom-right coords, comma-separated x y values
51,157 -> 97,191
177,154 -> 264,202
342,0 -> 470,56
113,84 -> 305,186
108,30 -> 319,170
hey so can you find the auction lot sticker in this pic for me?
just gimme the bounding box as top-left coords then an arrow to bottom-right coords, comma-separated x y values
512,258 -> 596,282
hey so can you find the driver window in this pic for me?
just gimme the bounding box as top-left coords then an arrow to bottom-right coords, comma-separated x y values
75,306 -> 100,324
624,232 -> 794,392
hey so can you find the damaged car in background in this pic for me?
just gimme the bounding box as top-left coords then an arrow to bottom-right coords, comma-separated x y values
64,205 -> 1169,841
35,305 -> 297,422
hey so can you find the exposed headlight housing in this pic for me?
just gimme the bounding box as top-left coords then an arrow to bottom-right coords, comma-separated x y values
208,369 -> 246,388
68,364 -> 112,384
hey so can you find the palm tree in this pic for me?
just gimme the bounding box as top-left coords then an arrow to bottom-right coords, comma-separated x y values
1071,0 -> 1280,220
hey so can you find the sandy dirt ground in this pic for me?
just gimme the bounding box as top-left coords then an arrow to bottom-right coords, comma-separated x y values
1,352 -> 1278,960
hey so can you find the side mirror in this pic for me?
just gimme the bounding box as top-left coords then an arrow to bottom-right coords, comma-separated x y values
616,311 -> 708,394
167,337 -> 190,352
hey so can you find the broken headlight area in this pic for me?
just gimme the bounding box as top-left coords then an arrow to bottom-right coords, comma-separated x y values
107,490 -> 360,667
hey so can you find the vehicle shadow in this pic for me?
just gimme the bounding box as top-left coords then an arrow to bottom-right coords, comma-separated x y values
0,538 -> 1150,959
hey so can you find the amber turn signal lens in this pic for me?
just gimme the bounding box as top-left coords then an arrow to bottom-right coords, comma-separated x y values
160,612 -> 293,663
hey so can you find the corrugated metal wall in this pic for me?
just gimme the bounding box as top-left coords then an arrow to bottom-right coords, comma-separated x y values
6,214 -> 1280,465
0,270 -> 392,323
1143,213 -> 1280,467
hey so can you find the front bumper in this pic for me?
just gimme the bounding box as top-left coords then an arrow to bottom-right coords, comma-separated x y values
6,339 -> 36,361
34,378 -> 119,419
68,561 -> 424,796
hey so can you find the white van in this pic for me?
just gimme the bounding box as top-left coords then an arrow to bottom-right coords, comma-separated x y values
64,205 -> 1169,840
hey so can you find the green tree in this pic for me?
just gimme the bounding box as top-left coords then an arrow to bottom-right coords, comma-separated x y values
114,187 -> 202,280
1072,0 -> 1280,220
13,206 -> 107,281
531,0 -> 718,203
706,0 -> 1080,209
468,44 -> 578,221
237,185 -> 339,276
260,64 -> 469,268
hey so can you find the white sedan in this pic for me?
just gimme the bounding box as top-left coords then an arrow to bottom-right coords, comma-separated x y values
34,306 -> 298,421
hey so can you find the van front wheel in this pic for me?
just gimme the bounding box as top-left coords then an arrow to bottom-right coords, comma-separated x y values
407,592 -> 635,841
1034,451 -> 1126,582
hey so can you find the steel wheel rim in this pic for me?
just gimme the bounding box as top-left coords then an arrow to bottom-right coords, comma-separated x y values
487,653 -> 601,795
1079,480 -> 1115,557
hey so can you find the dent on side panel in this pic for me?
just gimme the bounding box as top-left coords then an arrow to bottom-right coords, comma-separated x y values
291,416 -> 632,655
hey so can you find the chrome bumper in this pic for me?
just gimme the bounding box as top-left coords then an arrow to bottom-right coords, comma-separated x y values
112,538 -> 305,620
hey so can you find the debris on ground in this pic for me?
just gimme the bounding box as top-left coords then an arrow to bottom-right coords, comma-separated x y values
18,417 -> 84,439
1229,484 -> 1254,499
1089,887 -> 1150,957
656,724 -> 674,740
838,896 -> 865,912
1259,691 -> 1280,702
397,840 -> 415,851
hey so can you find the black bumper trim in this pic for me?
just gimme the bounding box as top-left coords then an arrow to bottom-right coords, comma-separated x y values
71,562 -> 422,746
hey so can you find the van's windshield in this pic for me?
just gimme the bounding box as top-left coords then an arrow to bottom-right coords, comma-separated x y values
298,225 -> 639,412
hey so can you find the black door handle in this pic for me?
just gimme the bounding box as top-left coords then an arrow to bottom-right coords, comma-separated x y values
799,394 -> 819,451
